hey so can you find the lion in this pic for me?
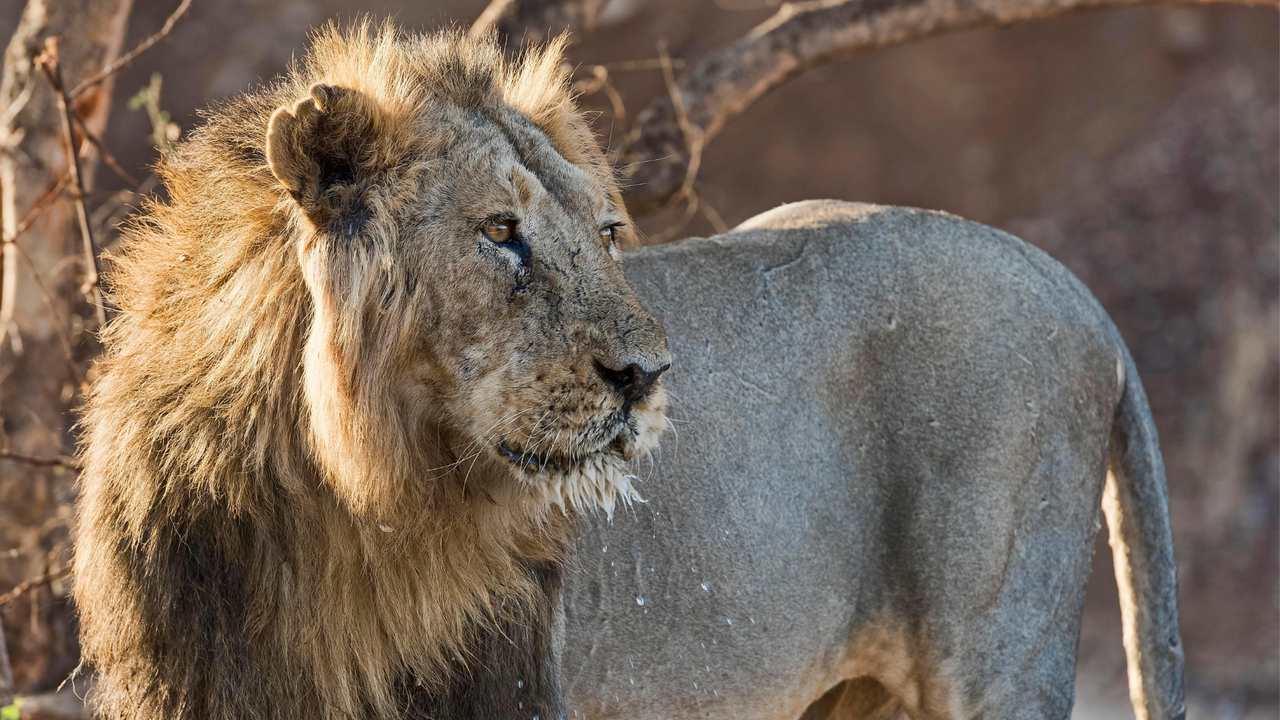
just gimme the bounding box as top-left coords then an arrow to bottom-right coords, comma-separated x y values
559,201 -> 1184,720
72,23 -> 1184,720
75,23 -> 668,720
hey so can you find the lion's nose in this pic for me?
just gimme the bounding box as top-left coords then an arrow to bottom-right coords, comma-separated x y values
594,359 -> 670,404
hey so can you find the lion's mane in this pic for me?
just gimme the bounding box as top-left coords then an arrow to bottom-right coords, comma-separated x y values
74,24 -> 608,720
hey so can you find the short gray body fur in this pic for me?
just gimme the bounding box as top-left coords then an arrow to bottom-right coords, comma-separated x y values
558,201 -> 1184,720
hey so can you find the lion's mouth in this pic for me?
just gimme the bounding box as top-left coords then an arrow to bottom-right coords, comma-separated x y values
497,440 -> 621,475
492,404 -> 663,516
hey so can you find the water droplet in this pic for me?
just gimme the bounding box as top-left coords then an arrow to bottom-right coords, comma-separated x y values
636,596 -> 645,606
630,678 -> 635,685
602,546 -> 607,553
517,680 -> 524,688
701,582 -> 709,591
749,617 -> 755,624
727,618 -> 733,625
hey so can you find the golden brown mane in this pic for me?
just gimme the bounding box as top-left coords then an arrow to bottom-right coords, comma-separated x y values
74,23 -> 610,720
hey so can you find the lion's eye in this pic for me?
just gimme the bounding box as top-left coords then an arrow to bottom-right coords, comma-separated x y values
600,225 -> 618,246
483,220 -> 514,244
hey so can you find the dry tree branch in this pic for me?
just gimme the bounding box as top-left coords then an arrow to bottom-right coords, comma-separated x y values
471,0 -> 615,42
645,40 -> 707,244
71,111 -> 138,185
0,448 -> 81,470
596,58 -> 686,72
656,40 -> 702,205
16,243 -> 90,384
575,66 -> 627,123
620,0 -> 1279,214
0,564 -> 72,607
573,59 -> 689,128
14,171 -> 71,239
35,39 -> 108,330
68,0 -> 194,100
700,198 -> 729,234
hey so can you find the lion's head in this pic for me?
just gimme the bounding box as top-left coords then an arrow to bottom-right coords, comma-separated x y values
75,25 -> 670,719
265,27 -> 670,519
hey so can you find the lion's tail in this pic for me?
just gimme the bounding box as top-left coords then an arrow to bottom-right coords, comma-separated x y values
1103,348 -> 1185,720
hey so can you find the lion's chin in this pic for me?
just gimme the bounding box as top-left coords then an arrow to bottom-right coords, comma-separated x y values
497,423 -> 663,519
500,445 -> 639,519
494,389 -> 668,518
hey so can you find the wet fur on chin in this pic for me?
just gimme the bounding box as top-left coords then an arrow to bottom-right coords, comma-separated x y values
72,22 -> 656,720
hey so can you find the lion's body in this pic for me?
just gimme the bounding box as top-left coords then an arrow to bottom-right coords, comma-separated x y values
72,25 -> 1182,720
560,201 -> 1184,720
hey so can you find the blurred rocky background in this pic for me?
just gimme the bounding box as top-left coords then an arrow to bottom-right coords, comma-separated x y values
0,0 -> 1275,717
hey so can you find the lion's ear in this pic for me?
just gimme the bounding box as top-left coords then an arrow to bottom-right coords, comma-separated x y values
266,83 -> 383,231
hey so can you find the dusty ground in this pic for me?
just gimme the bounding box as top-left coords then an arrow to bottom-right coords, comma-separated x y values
1,0 -> 1276,716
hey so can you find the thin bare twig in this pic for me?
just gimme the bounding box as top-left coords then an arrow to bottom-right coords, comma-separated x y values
647,196 -> 701,244
644,40 -> 708,244
68,0 -> 194,100
35,39 -> 108,330
700,197 -> 729,235
656,40 -> 702,203
0,448 -> 81,470
470,0 -> 615,43
0,564 -> 72,607
15,171 -> 71,238
93,173 -> 160,247
596,57 -> 685,72
0,79 -> 33,139
72,111 -> 138,185
575,66 -> 627,123
15,243 -> 89,385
